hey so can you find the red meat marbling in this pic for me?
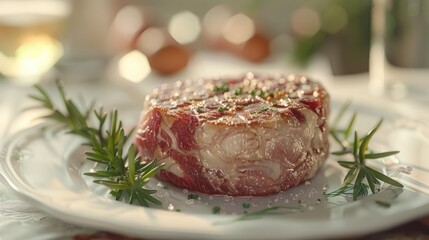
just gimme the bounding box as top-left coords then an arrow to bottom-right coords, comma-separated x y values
135,73 -> 330,196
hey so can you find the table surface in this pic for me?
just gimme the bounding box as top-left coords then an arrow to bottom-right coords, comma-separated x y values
1,52 -> 429,240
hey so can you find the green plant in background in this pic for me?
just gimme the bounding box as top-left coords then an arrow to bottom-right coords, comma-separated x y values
385,0 -> 429,68
293,0 -> 371,75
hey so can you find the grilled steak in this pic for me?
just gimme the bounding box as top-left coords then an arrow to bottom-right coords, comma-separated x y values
135,73 -> 330,196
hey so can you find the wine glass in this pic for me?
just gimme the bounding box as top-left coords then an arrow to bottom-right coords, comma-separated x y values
370,0 -> 429,105
0,0 -> 71,86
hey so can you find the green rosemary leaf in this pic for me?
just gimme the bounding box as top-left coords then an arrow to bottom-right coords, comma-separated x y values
41,112 -> 67,122
138,158 -> 158,174
358,182 -> 369,196
353,169 -> 365,200
337,161 -> 355,169
34,84 -> 55,108
66,99 -> 88,127
358,119 -> 383,164
331,150 -> 351,156
127,144 -> 137,186
137,189 -> 162,205
329,129 -> 344,147
85,158 -> 109,164
110,189 -> 121,198
84,170 -> 122,178
364,169 -> 376,194
124,127 -> 135,143
84,172 -> 109,178
85,152 -> 109,160
116,129 -> 125,160
110,110 -> 118,140
134,158 -> 145,173
332,100 -> 351,129
93,180 -> 130,190
353,131 -> 359,157
135,191 -> 149,207
324,184 -> 354,197
101,146 -> 114,162
365,151 -> 400,159
365,166 -> 404,188
139,188 -> 157,195
141,161 -> 166,180
344,113 -> 357,140
94,108 -> 108,143
112,156 -> 125,175
127,189 -> 134,204
69,130 -> 91,139
28,94 -> 48,104
89,135 -> 103,153
233,206 -> 300,221
342,167 -> 358,186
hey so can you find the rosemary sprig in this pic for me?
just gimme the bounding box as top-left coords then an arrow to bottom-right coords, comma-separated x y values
30,81 -> 164,207
329,102 -> 403,200
324,183 -> 368,198
234,206 -> 300,221
213,206 -> 301,225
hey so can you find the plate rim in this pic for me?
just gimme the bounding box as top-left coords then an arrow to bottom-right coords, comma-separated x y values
1,123 -> 429,239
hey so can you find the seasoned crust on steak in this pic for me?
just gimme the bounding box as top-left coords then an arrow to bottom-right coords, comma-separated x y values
136,73 -> 330,196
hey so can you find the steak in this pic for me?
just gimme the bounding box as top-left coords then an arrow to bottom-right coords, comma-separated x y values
135,73 -> 330,196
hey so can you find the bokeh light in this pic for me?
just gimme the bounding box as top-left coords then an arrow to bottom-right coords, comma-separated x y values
118,50 -> 151,83
136,27 -> 166,56
168,11 -> 201,45
202,5 -> 232,39
112,5 -> 145,39
322,5 -> 348,34
0,35 -> 63,84
291,8 -> 321,38
223,13 -> 255,45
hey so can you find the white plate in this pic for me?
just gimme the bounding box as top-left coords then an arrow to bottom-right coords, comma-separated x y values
1,102 -> 429,240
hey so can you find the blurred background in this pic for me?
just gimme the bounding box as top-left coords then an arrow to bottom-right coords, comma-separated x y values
0,0 -> 428,98
2,1 -> 429,239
